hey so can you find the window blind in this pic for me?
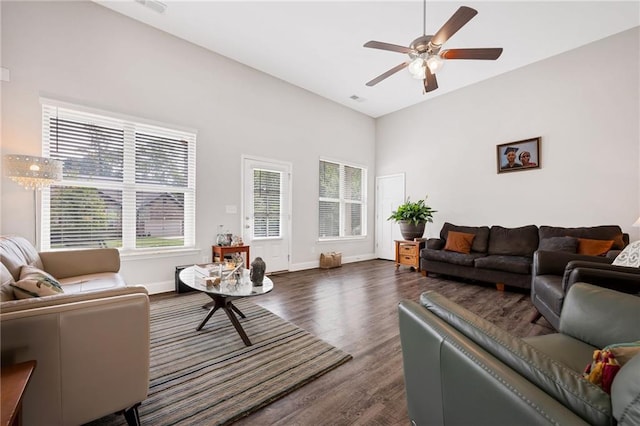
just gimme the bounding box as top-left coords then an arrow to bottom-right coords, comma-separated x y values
319,160 -> 366,239
41,101 -> 196,251
253,169 -> 282,238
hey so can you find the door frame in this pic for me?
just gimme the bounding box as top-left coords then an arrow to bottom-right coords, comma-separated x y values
240,154 -> 293,272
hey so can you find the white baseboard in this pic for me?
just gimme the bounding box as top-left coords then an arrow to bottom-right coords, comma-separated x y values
290,252 -> 376,272
142,253 -> 378,295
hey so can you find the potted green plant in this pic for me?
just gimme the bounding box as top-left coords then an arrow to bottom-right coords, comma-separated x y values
388,196 -> 437,241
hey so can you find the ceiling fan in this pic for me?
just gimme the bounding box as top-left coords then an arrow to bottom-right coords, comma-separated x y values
364,2 -> 503,93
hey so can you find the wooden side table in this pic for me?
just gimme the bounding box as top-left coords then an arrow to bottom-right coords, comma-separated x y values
212,245 -> 250,267
1,360 -> 36,426
394,240 -> 425,272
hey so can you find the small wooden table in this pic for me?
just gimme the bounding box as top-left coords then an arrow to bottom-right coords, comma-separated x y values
212,245 -> 250,267
394,240 -> 425,271
1,360 -> 37,426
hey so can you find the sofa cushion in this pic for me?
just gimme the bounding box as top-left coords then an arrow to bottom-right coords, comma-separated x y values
58,272 -> 127,293
11,265 -> 64,299
539,225 -> 625,250
0,236 -> 44,280
421,248 -> 485,267
474,255 -> 532,275
578,238 -> 615,256
488,225 -> 539,257
612,240 -> 640,268
539,236 -> 579,253
443,231 -> 475,254
440,223 -> 490,253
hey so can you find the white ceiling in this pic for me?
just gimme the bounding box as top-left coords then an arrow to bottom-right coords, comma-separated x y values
95,1 -> 640,118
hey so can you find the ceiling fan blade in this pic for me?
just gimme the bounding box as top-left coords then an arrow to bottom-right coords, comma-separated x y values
440,48 -> 503,60
423,68 -> 438,93
430,6 -> 478,47
366,62 -> 409,87
364,40 -> 413,54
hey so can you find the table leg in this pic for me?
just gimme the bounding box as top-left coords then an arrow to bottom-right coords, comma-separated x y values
229,302 -> 246,319
223,305 -> 252,346
197,295 -> 252,346
197,304 -> 220,331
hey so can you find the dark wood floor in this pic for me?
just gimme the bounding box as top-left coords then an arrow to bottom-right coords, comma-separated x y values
157,259 -> 553,426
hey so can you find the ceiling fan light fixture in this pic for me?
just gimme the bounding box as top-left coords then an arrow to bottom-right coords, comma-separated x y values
426,55 -> 444,73
408,57 -> 426,79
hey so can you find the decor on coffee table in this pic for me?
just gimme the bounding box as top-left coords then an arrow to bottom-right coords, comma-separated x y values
87,294 -> 352,426
388,196 -> 436,241
250,257 -> 266,285
496,137 -> 540,173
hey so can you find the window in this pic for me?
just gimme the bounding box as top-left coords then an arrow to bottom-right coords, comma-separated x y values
319,159 -> 366,239
41,100 -> 196,251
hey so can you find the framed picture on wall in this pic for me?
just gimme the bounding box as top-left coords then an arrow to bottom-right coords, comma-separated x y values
496,137 -> 541,174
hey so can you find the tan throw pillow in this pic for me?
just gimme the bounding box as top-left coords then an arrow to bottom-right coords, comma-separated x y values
577,238 -> 615,256
444,231 -> 476,254
10,265 -> 64,299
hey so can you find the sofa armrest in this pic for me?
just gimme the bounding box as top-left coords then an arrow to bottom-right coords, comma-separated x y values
398,300 -> 592,425
0,285 -> 147,314
562,261 -> 640,293
560,283 -> 640,349
533,250 -> 612,276
1,290 -> 150,425
39,248 -> 120,279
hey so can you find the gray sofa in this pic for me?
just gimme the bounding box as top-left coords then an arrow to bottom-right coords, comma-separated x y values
420,223 -> 628,290
398,283 -> 640,425
1,236 -> 150,426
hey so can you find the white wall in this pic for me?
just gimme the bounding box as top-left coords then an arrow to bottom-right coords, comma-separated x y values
376,27 -> 640,240
0,1 -> 376,292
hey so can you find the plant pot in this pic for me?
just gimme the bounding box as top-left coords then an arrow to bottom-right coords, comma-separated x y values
399,221 -> 426,241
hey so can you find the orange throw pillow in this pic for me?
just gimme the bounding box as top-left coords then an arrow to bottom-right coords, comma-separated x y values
577,238 -> 615,256
444,231 -> 475,254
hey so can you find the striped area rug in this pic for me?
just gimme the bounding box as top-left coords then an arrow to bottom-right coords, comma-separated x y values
89,293 -> 352,425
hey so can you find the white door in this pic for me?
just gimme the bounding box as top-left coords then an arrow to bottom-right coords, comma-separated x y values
375,174 -> 405,260
242,156 -> 291,273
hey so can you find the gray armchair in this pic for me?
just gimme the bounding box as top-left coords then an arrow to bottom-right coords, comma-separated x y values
398,283 -> 640,425
530,250 -> 640,329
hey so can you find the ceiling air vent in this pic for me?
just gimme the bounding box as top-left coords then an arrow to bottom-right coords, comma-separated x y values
135,0 -> 167,14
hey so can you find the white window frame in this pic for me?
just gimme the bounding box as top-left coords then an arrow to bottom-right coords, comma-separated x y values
318,158 -> 367,241
40,98 -> 196,253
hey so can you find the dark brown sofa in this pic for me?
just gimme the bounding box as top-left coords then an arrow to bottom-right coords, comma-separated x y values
420,223 -> 628,290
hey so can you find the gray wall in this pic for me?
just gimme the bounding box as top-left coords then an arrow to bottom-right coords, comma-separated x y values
376,27 -> 640,239
0,1 -> 376,292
